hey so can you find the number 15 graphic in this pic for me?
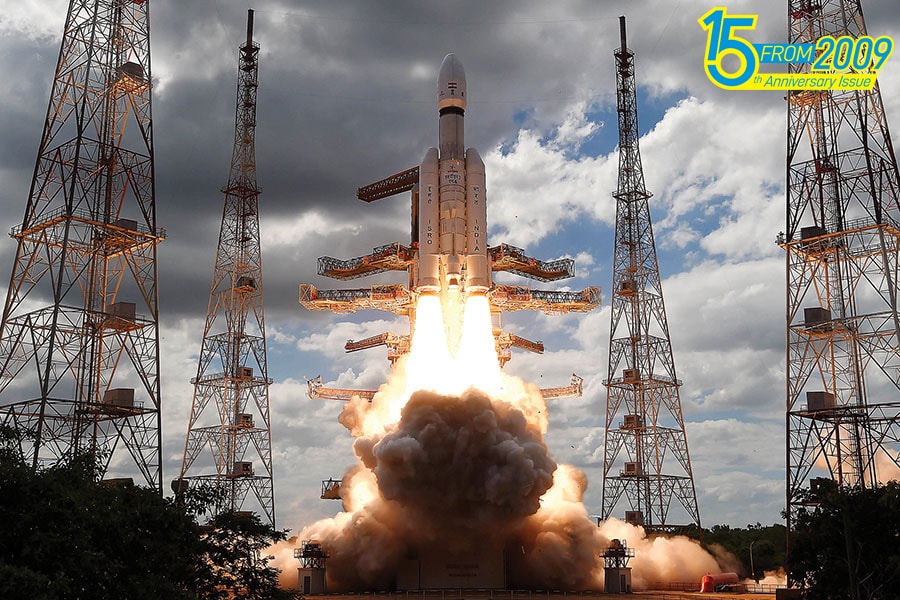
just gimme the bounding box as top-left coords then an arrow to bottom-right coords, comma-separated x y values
699,7 -> 759,88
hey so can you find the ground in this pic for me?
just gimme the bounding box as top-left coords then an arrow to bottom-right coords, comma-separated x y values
303,590 -> 778,600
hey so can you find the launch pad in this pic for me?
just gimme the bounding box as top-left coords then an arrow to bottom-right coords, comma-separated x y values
398,546 -> 507,590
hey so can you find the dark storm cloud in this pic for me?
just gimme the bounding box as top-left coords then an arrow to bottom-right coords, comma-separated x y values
6,1 -> 900,531
5,1 -> 900,321
0,1 -> 801,322
0,34 -> 60,281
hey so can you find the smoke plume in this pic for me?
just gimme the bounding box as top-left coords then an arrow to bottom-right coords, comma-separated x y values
271,295 -> 727,591
356,387 -> 555,542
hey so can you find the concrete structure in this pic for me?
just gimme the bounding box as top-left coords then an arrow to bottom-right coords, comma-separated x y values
397,546 -> 506,590
296,541 -> 328,595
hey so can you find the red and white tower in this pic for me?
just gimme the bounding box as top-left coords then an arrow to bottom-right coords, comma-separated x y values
176,11 -> 275,526
0,0 -> 164,489
601,17 -> 701,531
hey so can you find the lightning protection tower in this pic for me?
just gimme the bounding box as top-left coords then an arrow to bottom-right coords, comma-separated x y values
601,16 -> 700,532
0,0 -> 164,489
176,10 -> 275,527
782,0 -> 900,558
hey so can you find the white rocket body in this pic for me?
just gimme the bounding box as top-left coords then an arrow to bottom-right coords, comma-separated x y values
417,53 -> 490,296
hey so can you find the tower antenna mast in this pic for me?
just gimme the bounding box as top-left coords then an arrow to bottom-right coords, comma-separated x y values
601,16 -> 701,531
782,0 -> 900,574
176,9 -> 275,526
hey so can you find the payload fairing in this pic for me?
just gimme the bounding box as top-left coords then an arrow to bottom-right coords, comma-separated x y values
418,54 -> 490,295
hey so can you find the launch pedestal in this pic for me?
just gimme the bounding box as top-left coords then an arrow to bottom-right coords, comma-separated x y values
397,545 -> 506,590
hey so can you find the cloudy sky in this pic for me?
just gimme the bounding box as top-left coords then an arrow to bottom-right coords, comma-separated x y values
2,0 -> 900,532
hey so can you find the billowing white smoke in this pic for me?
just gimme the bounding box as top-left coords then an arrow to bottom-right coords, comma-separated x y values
271,295 -> 726,590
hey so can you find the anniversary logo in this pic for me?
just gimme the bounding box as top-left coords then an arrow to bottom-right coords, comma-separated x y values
699,6 -> 894,91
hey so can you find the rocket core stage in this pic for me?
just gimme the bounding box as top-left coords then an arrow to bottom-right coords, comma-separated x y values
418,54 -> 489,295
299,53 -> 600,369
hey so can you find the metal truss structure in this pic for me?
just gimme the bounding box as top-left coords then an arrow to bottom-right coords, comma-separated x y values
318,243 -> 414,280
307,377 -> 376,402
176,11 -> 275,526
299,283 -> 413,315
601,17 -> 700,531
488,244 -> 575,282
342,330 -> 543,367
307,373 -> 584,402
300,283 -> 600,317
0,0 -> 163,490
320,478 -> 342,499
490,285 -> 601,314
294,540 -> 328,568
344,332 -> 411,361
783,0 -> 900,557
357,166 -> 420,202
317,242 -> 574,283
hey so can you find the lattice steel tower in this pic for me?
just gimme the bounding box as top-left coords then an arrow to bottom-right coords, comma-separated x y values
782,0 -> 900,544
176,11 -> 275,526
0,0 -> 163,489
601,17 -> 700,531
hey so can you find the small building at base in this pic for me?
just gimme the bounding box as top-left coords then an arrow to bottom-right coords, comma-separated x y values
296,540 -> 328,595
601,538 -> 634,594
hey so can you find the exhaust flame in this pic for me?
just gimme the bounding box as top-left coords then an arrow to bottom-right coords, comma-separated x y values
274,293 -> 726,591
405,293 -> 503,401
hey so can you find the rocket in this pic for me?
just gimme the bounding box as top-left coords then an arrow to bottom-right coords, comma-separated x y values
417,53 -> 491,296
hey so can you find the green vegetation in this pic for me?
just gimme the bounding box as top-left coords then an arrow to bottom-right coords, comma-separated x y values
6,416 -> 899,600
789,480 -> 900,600
684,522 -> 787,580
684,483 -> 900,599
0,427 -> 298,600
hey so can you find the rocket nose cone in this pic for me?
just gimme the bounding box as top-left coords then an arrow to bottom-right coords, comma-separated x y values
438,53 -> 466,110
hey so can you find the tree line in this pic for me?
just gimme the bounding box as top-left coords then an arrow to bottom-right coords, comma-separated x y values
0,427 -> 297,599
684,481 -> 900,600
3,422 -> 899,599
